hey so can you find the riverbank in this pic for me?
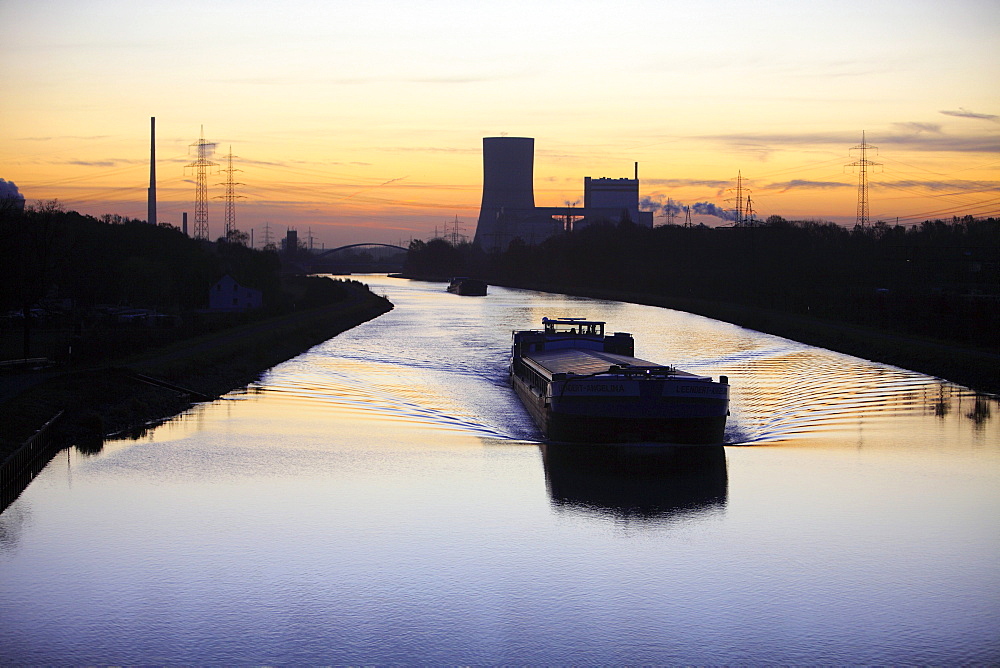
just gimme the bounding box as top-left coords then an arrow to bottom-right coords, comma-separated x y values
0,285 -> 393,460
486,279 -> 1000,395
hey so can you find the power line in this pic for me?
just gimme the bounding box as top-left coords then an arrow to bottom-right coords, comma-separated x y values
891,200 -> 1000,224
872,178 -> 999,222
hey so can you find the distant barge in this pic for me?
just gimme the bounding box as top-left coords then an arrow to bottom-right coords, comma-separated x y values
447,277 -> 488,296
510,318 -> 729,444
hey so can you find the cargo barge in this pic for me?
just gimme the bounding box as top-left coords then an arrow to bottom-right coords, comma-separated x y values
446,277 -> 488,296
510,317 -> 729,444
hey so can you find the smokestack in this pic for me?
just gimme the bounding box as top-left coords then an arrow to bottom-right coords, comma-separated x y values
182,212 -> 188,236
147,116 -> 157,225
634,161 -> 638,181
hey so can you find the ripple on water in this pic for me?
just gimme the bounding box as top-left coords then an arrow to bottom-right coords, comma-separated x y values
722,347 -> 972,444
258,359 -> 526,441
252,285 -> 990,449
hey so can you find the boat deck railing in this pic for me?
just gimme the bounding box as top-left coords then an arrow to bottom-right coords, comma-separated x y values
608,364 -> 678,377
551,364 -> 682,382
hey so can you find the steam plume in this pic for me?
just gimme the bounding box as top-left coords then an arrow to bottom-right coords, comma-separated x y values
0,178 -> 26,211
692,202 -> 736,221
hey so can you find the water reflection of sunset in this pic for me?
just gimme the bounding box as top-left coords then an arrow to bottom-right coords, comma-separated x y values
6,276 -> 998,664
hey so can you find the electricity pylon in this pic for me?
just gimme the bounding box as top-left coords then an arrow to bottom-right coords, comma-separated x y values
216,146 -> 245,240
847,132 -> 881,227
186,126 -> 218,240
727,171 -> 747,226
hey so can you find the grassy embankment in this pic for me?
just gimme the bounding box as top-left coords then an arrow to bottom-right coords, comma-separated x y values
490,279 -> 1000,395
0,285 -> 393,459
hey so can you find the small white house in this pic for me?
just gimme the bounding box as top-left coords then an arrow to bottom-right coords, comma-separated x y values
209,274 -> 263,311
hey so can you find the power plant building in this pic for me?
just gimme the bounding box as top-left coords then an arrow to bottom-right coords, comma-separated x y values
473,136 -> 653,251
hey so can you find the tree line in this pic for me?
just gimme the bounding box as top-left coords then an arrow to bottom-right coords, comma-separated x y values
0,200 -> 362,360
405,217 -> 1000,350
0,201 -> 281,317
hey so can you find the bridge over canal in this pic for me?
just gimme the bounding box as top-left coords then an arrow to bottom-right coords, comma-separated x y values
306,243 -> 408,274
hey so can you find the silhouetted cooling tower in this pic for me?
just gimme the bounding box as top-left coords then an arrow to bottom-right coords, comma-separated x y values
473,136 -> 535,248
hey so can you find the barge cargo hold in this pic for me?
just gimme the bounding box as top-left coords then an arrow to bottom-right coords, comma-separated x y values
510,317 -> 729,444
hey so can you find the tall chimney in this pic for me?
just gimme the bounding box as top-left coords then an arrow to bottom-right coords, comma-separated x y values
147,116 -> 157,225
182,212 -> 188,236
634,161 -> 638,181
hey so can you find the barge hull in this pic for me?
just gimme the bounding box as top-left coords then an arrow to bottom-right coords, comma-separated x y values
513,374 -> 726,445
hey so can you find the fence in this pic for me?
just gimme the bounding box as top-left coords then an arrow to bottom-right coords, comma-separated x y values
0,411 -> 64,513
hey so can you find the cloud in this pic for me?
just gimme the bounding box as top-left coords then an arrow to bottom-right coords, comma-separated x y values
408,75 -> 501,84
874,179 -> 1000,193
215,72 -> 521,87
54,157 -> 147,168
940,108 -> 999,122
878,135 -> 1000,152
765,179 -> 851,193
759,177 -> 1000,195
702,131 -> 853,148
19,135 -> 112,142
705,130 -> 1000,154
255,159 -> 373,169
643,178 -> 732,190
338,175 -> 410,202
376,146 -> 478,154
67,160 -> 118,167
233,157 -> 297,168
892,122 -> 942,134
726,142 -> 775,162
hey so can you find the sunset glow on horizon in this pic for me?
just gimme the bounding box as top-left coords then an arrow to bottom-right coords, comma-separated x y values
2,0 -> 998,248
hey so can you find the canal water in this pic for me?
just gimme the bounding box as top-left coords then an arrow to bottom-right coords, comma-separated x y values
2,275 -> 998,664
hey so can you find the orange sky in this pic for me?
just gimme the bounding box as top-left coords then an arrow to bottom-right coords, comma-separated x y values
2,0 -> 998,248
